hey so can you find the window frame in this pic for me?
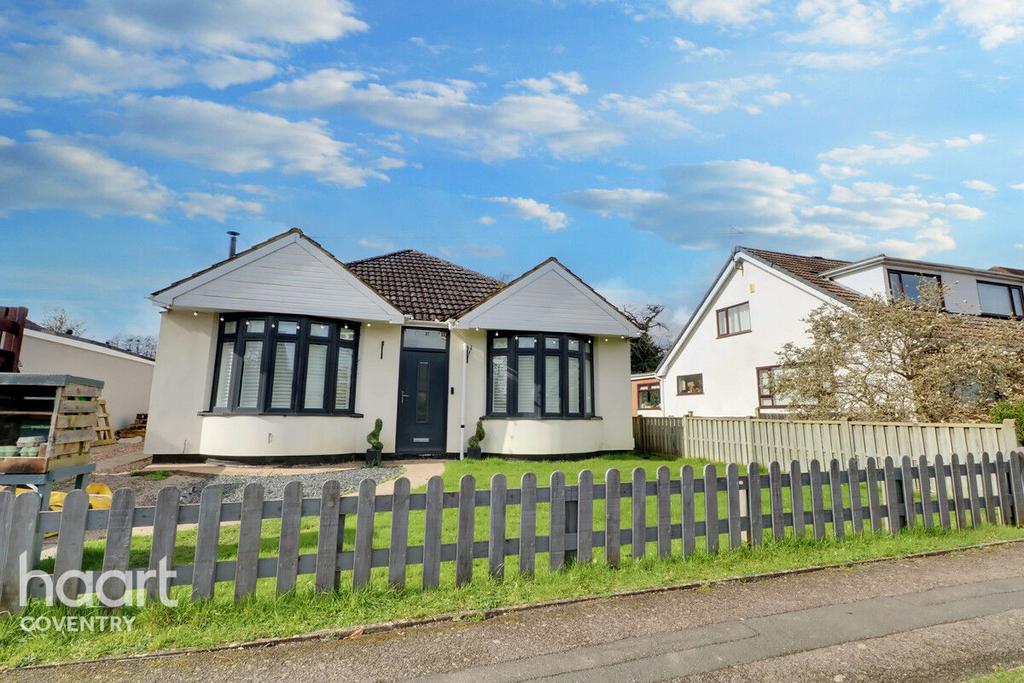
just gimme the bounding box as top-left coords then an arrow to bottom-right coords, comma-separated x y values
486,331 -> 595,419
715,302 -> 751,338
676,373 -> 704,396
977,279 -> 1024,319
756,365 -> 787,409
209,313 -> 360,416
887,269 -> 944,305
637,382 -> 661,410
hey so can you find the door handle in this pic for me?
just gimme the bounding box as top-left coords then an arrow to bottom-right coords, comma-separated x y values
400,391 -> 410,404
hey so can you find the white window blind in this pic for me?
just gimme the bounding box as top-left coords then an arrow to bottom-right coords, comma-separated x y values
214,342 -> 234,408
491,355 -> 508,413
729,303 -> 751,333
303,344 -> 328,409
568,356 -> 580,414
270,342 -> 295,409
544,356 -> 560,414
334,347 -> 353,410
517,355 -> 536,413
584,356 -> 593,414
238,341 -> 263,409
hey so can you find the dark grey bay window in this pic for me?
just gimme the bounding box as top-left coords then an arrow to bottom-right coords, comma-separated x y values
487,332 -> 595,418
211,314 -> 359,414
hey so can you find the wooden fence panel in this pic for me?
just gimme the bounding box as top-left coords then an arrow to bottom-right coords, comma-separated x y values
769,461 -> 785,540
423,476 -> 444,589
657,466 -> 672,559
965,455 -> 981,529
276,481 -> 302,594
704,464 -> 719,555
605,468 -> 621,567
53,489 -> 88,602
389,477 -> 411,589
577,470 -> 594,564
631,468 -> 646,560
934,454 -> 951,530
981,454 -> 997,525
192,486 -> 222,601
549,472 -> 566,572
918,455 -> 933,531
456,475 -> 476,585
748,463 -> 763,547
488,474 -> 507,579
829,459 -> 844,539
726,464 -> 742,550
520,473 -> 537,577
865,457 -> 883,533
848,458 -> 863,534
810,460 -> 826,540
790,461 -> 806,538
680,465 -> 695,558
148,486 -> 180,602
315,480 -> 342,593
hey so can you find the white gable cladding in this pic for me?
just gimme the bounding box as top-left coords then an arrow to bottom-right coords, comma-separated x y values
154,236 -> 403,323
456,261 -> 637,336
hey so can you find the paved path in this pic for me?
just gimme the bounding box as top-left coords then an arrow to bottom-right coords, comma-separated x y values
9,542 -> 1024,682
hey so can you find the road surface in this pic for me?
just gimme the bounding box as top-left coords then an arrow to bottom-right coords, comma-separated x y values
7,542 -> 1024,682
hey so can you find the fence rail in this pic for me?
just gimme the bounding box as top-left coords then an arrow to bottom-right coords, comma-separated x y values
2,451 -> 1023,614
634,415 -> 1020,467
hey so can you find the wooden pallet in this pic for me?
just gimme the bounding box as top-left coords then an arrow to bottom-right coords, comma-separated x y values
0,375 -> 100,473
93,398 -> 115,445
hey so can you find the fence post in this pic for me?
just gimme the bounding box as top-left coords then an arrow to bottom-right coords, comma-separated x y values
565,486 -> 579,565
1002,419 -> 1020,452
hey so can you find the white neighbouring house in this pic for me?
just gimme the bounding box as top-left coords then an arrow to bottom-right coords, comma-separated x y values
144,228 -> 639,461
655,247 -> 1024,418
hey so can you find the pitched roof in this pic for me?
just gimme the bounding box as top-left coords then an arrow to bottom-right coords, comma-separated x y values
740,247 -> 866,304
990,265 -> 1024,278
346,249 -> 504,321
24,320 -> 156,361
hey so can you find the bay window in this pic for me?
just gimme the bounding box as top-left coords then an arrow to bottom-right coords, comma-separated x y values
487,332 -> 595,418
210,314 -> 359,415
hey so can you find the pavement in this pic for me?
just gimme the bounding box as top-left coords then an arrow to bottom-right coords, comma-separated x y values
8,542 -> 1024,682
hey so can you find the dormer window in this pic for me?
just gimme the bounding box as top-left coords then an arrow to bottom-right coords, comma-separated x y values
978,281 -> 1024,319
888,270 -> 941,304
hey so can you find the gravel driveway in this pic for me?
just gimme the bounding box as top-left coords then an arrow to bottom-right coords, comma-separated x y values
177,466 -> 404,504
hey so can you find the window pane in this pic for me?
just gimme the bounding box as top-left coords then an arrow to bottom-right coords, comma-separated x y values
491,355 -> 508,413
545,355 -> 560,414
339,326 -> 355,342
310,322 -> 329,338
567,338 -> 580,352
492,337 -> 508,350
270,342 -> 295,409
303,344 -> 327,409
678,373 -> 703,395
517,354 -> 536,413
517,335 -> 536,350
888,272 -> 901,298
717,310 -> 728,335
545,337 -> 560,350
335,347 -> 353,410
979,282 -> 1013,316
584,356 -> 593,414
277,320 -> 298,335
238,341 -> 263,408
728,304 -> 750,333
404,328 -> 447,349
568,356 -> 580,413
1014,289 -> 1024,317
213,342 -> 234,408
223,321 -> 237,335
415,362 -> 430,423
245,319 -> 265,334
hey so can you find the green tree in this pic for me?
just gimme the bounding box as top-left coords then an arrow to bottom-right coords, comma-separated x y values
623,304 -> 667,374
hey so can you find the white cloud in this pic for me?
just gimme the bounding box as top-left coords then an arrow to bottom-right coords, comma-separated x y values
0,36 -> 184,97
785,51 -> 890,69
256,69 -> 618,161
409,36 -> 449,55
818,139 -> 934,166
1011,183 -> 1024,191
963,178 -> 997,193
488,196 -> 568,231
602,74 -> 789,129
194,56 -> 277,89
80,0 -> 368,54
667,0 -> 771,25
510,71 -> 589,96
671,37 -> 728,58
819,163 -> 865,179
357,237 -> 396,251
788,0 -> 891,46
940,0 -> 1024,49
943,132 -> 986,148
0,98 -> 30,113
566,159 -> 981,259
0,133 -> 171,219
118,95 -> 387,188
478,215 -> 496,225
179,192 -> 263,222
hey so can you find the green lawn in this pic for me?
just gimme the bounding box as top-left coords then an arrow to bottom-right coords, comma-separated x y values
969,666 -> 1024,682
3,453 -> 1023,668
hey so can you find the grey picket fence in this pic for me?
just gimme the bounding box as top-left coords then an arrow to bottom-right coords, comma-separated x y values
2,451 -> 1024,614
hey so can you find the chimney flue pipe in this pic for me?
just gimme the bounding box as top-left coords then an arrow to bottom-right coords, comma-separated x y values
227,231 -> 240,258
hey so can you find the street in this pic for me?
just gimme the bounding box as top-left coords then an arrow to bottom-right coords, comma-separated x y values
7,542 -> 1024,682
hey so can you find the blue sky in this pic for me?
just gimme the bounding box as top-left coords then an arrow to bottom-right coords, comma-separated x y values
2,1 -> 1023,342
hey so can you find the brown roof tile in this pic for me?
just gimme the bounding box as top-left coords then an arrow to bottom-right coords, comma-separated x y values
345,249 -> 504,321
740,247 -> 865,304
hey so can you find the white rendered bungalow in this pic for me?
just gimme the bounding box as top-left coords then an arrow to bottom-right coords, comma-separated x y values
144,229 -> 639,461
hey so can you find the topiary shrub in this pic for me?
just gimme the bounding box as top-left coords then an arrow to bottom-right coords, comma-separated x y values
365,418 -> 383,466
467,419 -> 486,450
991,400 -> 1024,445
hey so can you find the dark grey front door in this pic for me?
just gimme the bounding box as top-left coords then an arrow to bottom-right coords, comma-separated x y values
396,328 -> 449,455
